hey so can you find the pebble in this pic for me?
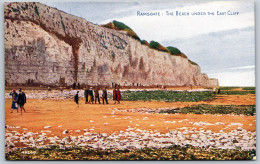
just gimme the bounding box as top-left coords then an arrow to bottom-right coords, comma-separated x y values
44,126 -> 51,129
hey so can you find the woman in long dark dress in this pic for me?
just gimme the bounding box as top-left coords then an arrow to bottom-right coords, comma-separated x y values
10,89 -> 18,113
113,87 -> 117,104
116,88 -> 121,104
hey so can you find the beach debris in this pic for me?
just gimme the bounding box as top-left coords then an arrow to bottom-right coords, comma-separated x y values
44,126 -> 51,129
62,130 -> 68,134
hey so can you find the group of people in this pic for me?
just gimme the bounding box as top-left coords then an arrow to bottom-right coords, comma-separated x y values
74,86 -> 121,106
9,88 -> 26,115
84,86 -> 109,105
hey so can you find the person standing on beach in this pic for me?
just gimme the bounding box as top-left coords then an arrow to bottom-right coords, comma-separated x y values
102,87 -> 108,105
74,91 -> 79,107
72,82 -> 76,89
17,88 -> 26,115
217,88 -> 221,94
116,87 -> 121,104
94,86 -> 101,104
9,89 -> 18,113
88,87 -> 94,104
113,87 -> 117,104
84,87 -> 89,104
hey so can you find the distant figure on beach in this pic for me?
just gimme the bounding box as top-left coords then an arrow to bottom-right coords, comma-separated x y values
17,88 -> 26,115
77,83 -> 80,89
9,89 -> 18,113
74,91 -> 79,107
88,87 -> 94,104
48,87 -> 51,92
116,87 -> 121,104
102,87 -> 108,105
72,82 -> 76,89
84,87 -> 89,104
113,87 -> 117,104
94,87 -> 101,104
190,85 -> 193,90
217,88 -> 220,94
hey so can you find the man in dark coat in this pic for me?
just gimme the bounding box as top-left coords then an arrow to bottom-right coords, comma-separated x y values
17,88 -> 26,115
72,82 -> 76,89
84,87 -> 89,104
88,87 -> 94,104
74,91 -> 79,107
94,87 -> 101,104
102,87 -> 108,105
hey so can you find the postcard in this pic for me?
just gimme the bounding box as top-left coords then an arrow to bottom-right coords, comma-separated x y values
4,0 -> 255,160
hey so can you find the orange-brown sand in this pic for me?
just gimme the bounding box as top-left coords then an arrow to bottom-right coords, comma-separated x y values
5,94 -> 255,138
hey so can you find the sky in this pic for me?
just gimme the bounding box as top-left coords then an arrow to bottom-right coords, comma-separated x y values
45,0 -> 255,86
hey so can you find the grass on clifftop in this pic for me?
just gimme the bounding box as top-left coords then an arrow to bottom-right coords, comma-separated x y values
102,20 -> 190,59
167,46 -> 181,55
159,105 -> 256,116
6,145 -> 255,160
149,41 -> 169,52
122,90 -> 215,102
102,20 -> 140,41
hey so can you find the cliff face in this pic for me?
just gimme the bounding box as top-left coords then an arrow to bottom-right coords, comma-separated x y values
4,2 -> 218,87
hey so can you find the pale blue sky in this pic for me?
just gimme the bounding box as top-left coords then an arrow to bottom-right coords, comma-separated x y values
45,0 -> 255,86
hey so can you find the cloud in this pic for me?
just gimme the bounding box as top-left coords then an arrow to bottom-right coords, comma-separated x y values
161,27 -> 255,73
161,26 -> 255,86
208,70 -> 255,87
228,65 -> 255,70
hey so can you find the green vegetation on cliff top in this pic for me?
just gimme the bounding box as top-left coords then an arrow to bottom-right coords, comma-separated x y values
103,20 -> 141,41
102,20 -> 197,66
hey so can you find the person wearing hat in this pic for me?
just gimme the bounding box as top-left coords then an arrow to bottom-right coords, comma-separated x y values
17,88 -> 26,115
9,89 -> 18,113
